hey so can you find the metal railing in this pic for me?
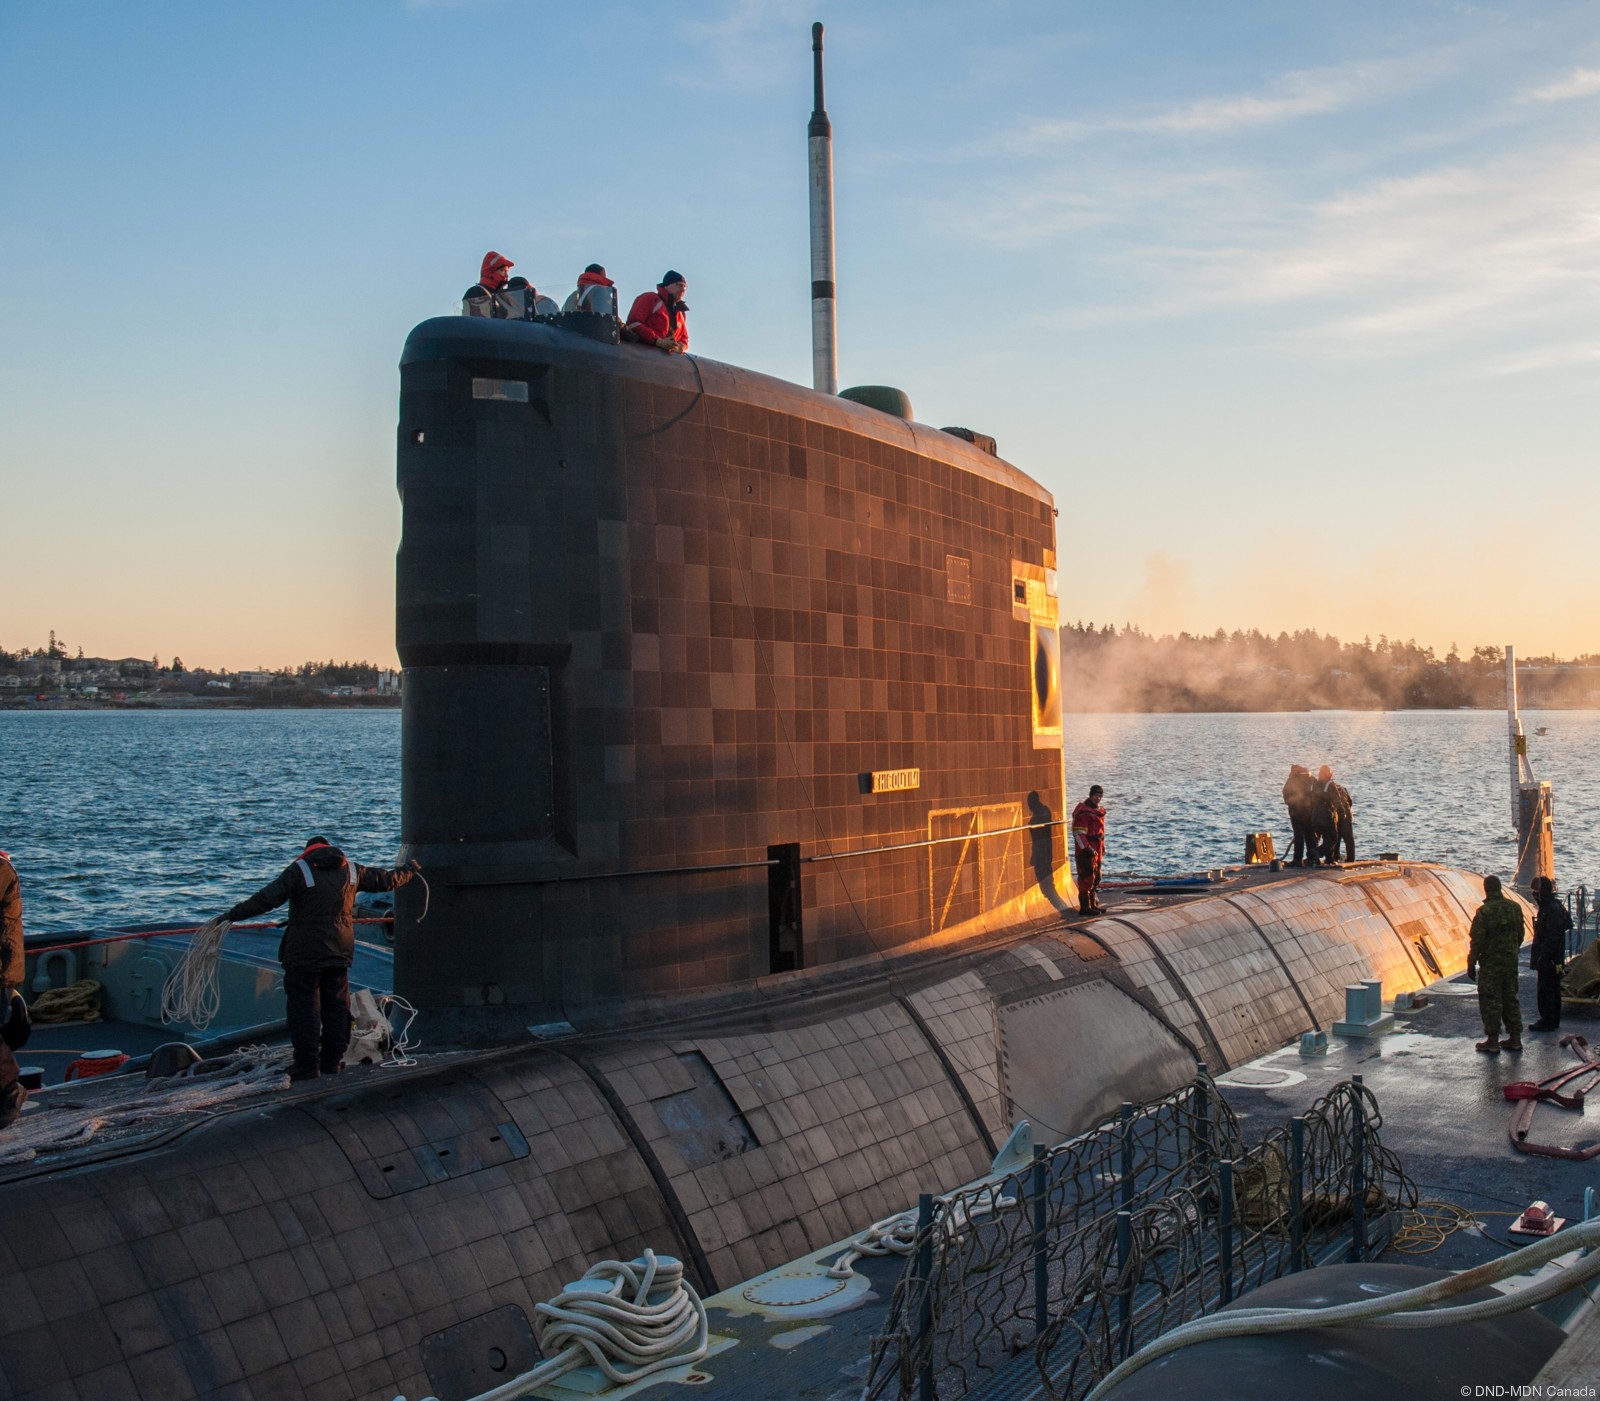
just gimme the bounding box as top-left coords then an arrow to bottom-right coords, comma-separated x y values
864,1075 -> 1411,1401
1566,884 -> 1593,960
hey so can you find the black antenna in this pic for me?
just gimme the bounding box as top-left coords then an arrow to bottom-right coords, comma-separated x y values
810,21 -> 829,134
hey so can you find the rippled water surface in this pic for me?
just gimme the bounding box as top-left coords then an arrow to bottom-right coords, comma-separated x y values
1063,710 -> 1600,890
0,711 -> 401,932
1,708 -> 1595,932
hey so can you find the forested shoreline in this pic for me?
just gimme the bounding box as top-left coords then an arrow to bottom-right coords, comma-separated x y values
1062,624 -> 1600,712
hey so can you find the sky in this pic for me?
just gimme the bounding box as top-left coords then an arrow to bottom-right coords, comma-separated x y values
2,0 -> 1598,669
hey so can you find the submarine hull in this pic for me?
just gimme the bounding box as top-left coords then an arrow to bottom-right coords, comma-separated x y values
0,864 -> 1495,1400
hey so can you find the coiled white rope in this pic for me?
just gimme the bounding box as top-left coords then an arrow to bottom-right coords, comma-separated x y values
827,1182 -> 1018,1280
393,1249 -> 708,1401
1085,1215 -> 1600,1400
828,1212 -> 919,1279
160,916 -> 231,1032
382,994 -> 420,1067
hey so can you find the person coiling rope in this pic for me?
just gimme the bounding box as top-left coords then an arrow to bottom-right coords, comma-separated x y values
207,837 -> 422,1080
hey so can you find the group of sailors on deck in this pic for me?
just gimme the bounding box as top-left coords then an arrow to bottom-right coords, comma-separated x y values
463,251 -> 689,353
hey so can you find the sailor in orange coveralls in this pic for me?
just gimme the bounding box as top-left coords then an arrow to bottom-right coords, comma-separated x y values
1071,785 -> 1106,916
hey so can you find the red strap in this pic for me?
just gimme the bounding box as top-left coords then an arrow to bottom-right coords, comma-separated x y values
64,1052 -> 130,1082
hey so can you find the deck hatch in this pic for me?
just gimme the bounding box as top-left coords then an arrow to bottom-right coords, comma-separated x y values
652,1051 -> 760,1168
305,1075 -> 530,1199
422,1304 -> 540,1399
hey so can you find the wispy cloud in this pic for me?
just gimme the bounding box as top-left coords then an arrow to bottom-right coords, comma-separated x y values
950,108 -> 1600,369
677,0 -> 812,91
1480,341 -> 1600,378
1210,144 -> 1600,353
977,53 -> 1448,155
1521,67 -> 1600,102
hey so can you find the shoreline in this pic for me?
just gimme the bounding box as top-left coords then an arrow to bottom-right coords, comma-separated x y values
2,699 -> 1593,715
0,697 -> 400,712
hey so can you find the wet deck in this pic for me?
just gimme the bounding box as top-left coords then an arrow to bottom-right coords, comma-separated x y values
634,960 -> 1600,1401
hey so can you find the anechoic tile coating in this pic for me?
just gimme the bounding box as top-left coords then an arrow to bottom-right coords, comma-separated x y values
395,327 -> 1065,1018
1071,868 -> 1482,1072
0,865 -> 1492,1400
907,971 -> 1006,1139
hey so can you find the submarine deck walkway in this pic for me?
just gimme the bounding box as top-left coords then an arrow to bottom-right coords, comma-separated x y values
617,959 -> 1600,1401
1,866 -> 1591,1401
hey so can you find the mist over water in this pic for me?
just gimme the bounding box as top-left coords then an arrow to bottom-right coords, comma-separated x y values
1065,710 -> 1600,891
0,708 -> 1595,933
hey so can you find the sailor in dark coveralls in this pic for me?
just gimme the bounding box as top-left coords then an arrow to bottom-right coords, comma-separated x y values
1330,776 -> 1355,863
1528,875 -> 1571,1032
1281,766 -> 1316,866
1311,766 -> 1350,866
1466,873 -> 1526,1055
224,838 -> 417,1081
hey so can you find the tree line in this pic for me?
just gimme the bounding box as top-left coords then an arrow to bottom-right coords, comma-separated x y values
1061,624 -> 1600,711
0,635 -> 386,688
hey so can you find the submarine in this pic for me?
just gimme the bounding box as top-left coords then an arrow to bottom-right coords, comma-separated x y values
0,26 -> 1547,1401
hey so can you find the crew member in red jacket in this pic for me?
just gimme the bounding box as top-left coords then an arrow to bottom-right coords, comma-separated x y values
626,270 -> 689,353
463,250 -> 516,317
1071,785 -> 1106,916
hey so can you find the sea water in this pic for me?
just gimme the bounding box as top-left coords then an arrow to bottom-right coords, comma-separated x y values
0,708 -> 1595,932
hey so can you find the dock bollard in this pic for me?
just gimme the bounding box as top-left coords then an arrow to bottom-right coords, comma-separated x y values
1332,983 -> 1393,1038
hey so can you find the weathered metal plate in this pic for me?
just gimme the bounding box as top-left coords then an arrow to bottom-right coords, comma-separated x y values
421,1303 -> 540,1401
304,1074 -> 530,1198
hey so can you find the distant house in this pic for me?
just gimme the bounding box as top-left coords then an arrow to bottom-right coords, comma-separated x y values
236,670 -> 277,688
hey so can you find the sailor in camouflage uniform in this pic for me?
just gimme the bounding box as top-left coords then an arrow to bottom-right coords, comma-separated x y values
1466,873 -> 1526,1055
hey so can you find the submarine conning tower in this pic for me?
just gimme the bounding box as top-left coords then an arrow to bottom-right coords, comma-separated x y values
394,317 -> 1066,1042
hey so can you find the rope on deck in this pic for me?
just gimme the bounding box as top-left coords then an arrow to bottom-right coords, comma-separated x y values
0,1044 -> 290,1167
